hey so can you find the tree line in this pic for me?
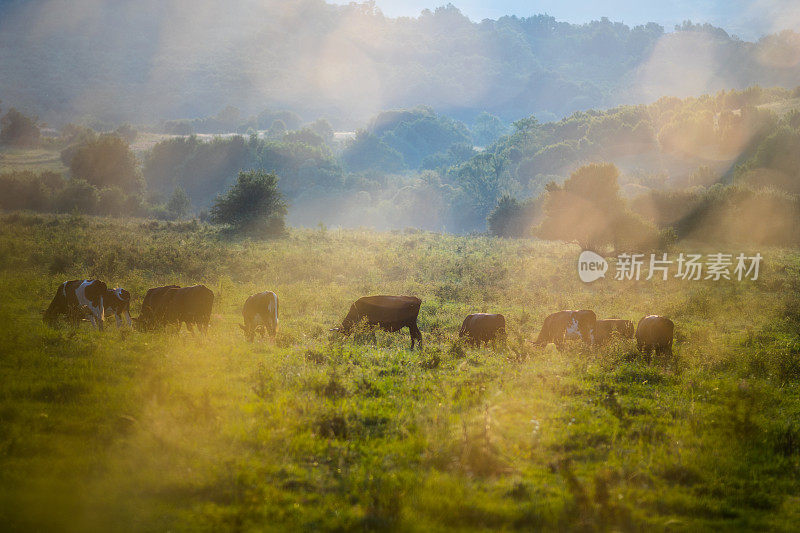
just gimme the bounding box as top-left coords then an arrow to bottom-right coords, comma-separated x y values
4,1 -> 800,125
4,85 -> 800,246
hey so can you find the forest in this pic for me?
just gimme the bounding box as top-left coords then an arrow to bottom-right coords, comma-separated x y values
2,1 -> 800,125
3,84 -> 800,247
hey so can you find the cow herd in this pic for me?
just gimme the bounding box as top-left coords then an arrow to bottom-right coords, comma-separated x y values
43,279 -> 675,358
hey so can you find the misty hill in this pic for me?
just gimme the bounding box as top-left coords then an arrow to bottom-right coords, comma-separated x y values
5,83 -> 800,243
2,1 -> 800,125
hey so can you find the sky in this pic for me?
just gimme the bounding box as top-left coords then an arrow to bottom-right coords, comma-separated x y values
329,0 -> 800,40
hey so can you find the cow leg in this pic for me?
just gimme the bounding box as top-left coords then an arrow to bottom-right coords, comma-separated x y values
409,323 -> 422,350
115,313 -> 122,328
124,310 -> 132,327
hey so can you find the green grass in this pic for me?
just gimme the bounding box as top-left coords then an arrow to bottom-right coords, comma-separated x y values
0,146 -> 67,174
1,213 -> 800,531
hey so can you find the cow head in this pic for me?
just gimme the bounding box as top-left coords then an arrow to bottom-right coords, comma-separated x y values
335,303 -> 360,334
133,307 -> 154,332
239,323 -> 255,342
105,288 -> 131,312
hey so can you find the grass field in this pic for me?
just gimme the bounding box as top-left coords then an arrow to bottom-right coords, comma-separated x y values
1,213 -> 800,531
0,146 -> 67,174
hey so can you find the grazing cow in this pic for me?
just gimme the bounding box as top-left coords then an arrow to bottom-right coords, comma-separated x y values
459,313 -> 506,347
240,291 -> 279,341
104,287 -> 132,327
44,279 -> 108,330
594,319 -> 634,344
636,315 -> 674,360
333,295 -> 422,349
135,285 -> 180,331
161,285 -> 214,333
533,309 -> 596,347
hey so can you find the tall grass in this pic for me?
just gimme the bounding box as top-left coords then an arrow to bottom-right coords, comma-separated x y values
1,213 -> 799,531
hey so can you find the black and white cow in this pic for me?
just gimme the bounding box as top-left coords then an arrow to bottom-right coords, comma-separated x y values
104,287 -> 132,327
533,309 -> 597,347
44,279 -> 108,330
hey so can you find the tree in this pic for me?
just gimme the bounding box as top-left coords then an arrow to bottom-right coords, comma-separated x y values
473,112 -> 508,146
0,108 -> 41,147
209,170 -> 287,236
267,119 -> 287,138
283,127 -> 325,147
54,179 -> 99,214
166,186 -> 191,220
114,123 -> 138,143
535,163 -> 657,251
308,118 -> 334,143
68,134 -> 143,194
487,194 -> 541,237
512,116 -> 539,133
342,130 -> 405,173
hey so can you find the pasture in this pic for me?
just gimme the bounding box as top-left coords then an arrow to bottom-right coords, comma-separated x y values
1,213 -> 799,531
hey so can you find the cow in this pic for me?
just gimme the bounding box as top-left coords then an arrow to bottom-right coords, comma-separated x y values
332,295 -> 422,349
594,319 -> 634,345
44,279 -> 108,330
240,291 -> 279,341
533,309 -> 596,347
156,285 -> 214,333
135,285 -> 180,331
459,313 -> 506,347
104,287 -> 132,327
635,315 -> 674,360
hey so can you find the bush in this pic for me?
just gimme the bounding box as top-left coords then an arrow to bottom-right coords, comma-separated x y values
68,134 -> 144,194
487,194 -> 539,237
0,108 -> 40,147
54,179 -> 99,214
166,187 -> 192,220
209,170 -> 287,237
0,171 -> 52,211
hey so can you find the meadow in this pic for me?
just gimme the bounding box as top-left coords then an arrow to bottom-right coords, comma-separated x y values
1,213 -> 800,531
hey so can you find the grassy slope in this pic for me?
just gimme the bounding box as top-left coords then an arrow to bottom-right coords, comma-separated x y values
1,214 -> 799,531
0,146 -> 67,174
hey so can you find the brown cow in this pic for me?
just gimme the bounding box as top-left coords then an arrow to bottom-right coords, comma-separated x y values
533,310 -> 596,347
161,285 -> 214,333
135,285 -> 180,331
635,315 -> 674,360
459,313 -> 506,347
595,319 -> 634,344
333,295 -> 422,349
240,291 -> 279,341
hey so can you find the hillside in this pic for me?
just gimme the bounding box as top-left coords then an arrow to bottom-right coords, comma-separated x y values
2,1 -> 800,125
